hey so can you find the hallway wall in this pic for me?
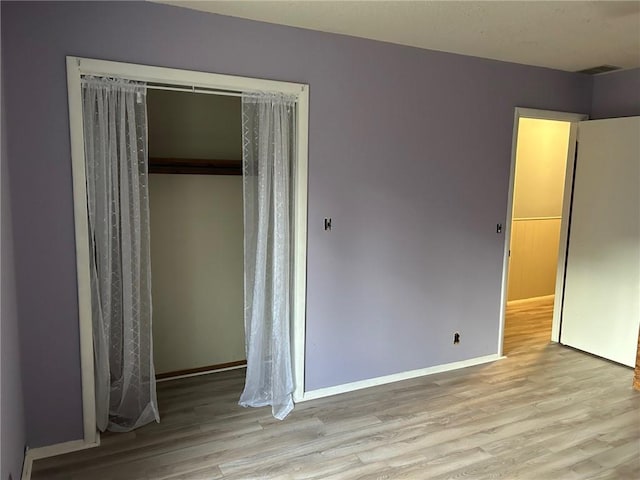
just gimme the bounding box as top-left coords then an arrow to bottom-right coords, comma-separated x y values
508,118 -> 571,301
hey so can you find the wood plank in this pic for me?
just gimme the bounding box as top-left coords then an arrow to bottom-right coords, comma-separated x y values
503,294 -> 553,355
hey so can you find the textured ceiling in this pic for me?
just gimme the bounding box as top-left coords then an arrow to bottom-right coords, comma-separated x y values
157,1 -> 640,72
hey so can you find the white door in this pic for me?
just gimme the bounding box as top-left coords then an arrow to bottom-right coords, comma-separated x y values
560,116 -> 640,367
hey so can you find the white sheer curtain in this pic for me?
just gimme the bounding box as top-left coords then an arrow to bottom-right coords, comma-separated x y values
240,92 -> 296,420
82,76 -> 159,432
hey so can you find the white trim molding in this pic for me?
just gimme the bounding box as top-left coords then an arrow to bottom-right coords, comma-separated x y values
156,364 -> 247,383
69,57 -> 306,95
66,57 -> 310,439
292,84 -> 309,402
21,438 -> 100,480
66,57 -> 98,449
301,354 -> 504,402
498,108 -> 588,356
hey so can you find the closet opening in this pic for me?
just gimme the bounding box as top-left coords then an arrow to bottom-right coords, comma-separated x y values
67,57 -> 309,444
146,89 -> 246,381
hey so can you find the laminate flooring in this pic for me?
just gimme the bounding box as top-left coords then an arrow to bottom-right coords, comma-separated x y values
503,295 -> 554,355
33,312 -> 639,479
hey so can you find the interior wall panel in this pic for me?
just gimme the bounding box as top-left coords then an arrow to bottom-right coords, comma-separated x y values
508,218 -> 561,301
149,174 -> 245,374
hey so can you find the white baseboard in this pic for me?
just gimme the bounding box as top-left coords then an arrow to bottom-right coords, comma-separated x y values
300,353 -> 504,402
21,437 -> 99,480
156,364 -> 247,383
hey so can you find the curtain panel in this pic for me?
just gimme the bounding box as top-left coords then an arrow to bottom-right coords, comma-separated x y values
240,92 -> 296,420
82,76 -> 159,431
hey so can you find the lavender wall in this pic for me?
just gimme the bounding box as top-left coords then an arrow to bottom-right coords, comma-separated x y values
2,1 -> 593,447
1,45 -> 26,479
591,68 -> 640,119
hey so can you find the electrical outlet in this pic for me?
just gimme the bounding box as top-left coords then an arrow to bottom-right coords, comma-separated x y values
453,332 -> 460,345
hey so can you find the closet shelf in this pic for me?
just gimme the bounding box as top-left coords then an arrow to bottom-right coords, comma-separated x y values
149,157 -> 242,175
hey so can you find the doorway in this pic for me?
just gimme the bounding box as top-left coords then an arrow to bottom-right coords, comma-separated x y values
66,57 -> 309,445
499,108 -> 588,356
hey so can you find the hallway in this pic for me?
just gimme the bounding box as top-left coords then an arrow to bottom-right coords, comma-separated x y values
504,295 -> 554,355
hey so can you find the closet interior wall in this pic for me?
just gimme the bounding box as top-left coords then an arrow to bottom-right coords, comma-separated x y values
147,89 -> 246,377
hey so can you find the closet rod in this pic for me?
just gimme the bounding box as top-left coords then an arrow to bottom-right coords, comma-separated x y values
147,84 -> 243,98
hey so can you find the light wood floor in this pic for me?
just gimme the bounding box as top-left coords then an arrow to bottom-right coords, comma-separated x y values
33,311 -> 639,479
503,295 -> 554,355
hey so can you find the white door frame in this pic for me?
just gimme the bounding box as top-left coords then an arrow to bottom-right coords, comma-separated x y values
66,56 -> 309,446
497,107 -> 588,356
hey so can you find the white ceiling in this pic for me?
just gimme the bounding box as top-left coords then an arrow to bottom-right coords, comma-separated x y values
158,0 -> 640,72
